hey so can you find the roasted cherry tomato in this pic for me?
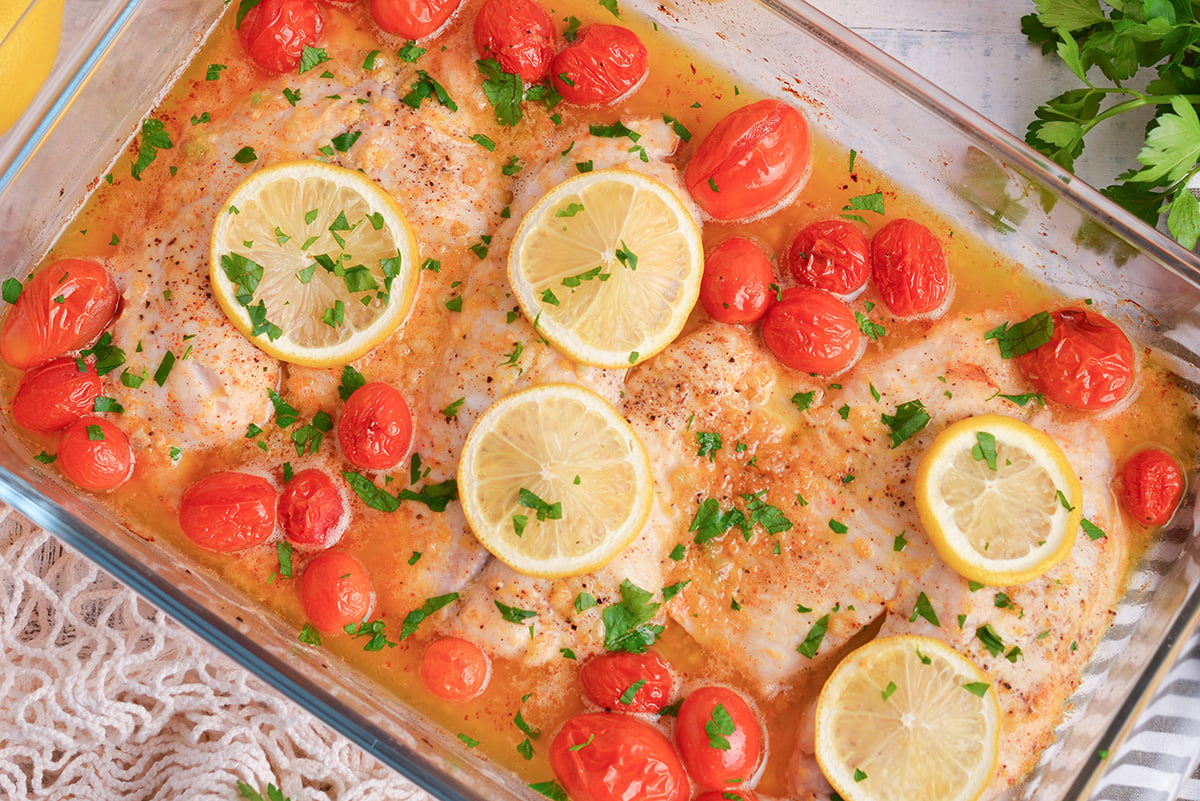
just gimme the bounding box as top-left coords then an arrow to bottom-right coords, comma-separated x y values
684,99 -> 812,223
699,237 -> 776,325
675,685 -> 763,790
337,381 -> 413,470
1120,448 -> 1184,526
786,219 -> 870,297
237,0 -> 325,74
550,713 -> 688,801
421,636 -> 492,701
761,286 -> 862,375
371,0 -> 463,40
56,416 -> 133,492
579,650 -> 674,713
550,24 -> 648,107
12,357 -> 101,433
869,218 -> 950,317
1,259 -> 119,370
278,468 -> 347,550
179,471 -> 277,552
473,0 -> 556,83
298,550 -> 376,632
1014,308 -> 1135,411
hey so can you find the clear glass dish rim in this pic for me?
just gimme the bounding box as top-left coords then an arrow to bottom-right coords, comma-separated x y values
3,1 -> 1200,799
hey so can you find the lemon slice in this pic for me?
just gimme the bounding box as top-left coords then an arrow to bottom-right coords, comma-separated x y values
210,160 -> 420,366
815,635 -> 1001,801
507,169 -> 703,368
457,383 -> 653,578
914,414 -> 1083,586
0,0 -> 64,135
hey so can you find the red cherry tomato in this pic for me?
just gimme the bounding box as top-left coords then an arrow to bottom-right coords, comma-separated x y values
421,636 -> 492,701
1,259 -> 119,370
237,0 -> 325,74
869,219 -> 950,317
684,99 -> 812,223
370,0 -> 463,40
550,713 -> 688,801
696,793 -> 758,801
298,550 -> 376,632
337,382 -> 413,470
579,650 -> 675,713
278,468 -> 347,550
786,219 -> 870,297
12,358 -> 101,433
179,471 -> 277,553
675,686 -> 763,790
473,0 -> 557,83
56,416 -> 132,492
761,287 -> 862,375
1120,448 -> 1184,526
699,237 -> 776,325
1014,308 -> 1135,411
550,24 -> 648,107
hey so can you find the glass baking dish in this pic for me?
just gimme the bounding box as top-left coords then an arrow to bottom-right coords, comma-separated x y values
2,0 -> 1200,799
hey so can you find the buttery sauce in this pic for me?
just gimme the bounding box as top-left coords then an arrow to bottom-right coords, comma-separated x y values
6,1 -> 1198,798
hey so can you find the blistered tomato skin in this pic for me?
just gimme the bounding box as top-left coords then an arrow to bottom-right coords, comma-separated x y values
1015,308 -> 1136,411
869,218 -> 950,317
473,0 -> 557,83
1120,448 -> 1184,526
1,259 -> 119,370
550,713 -> 688,801
421,636 -> 492,701
371,0 -> 464,40
761,287 -> 862,375
786,219 -> 870,297
580,650 -> 675,713
550,24 -> 648,106
337,382 -> 414,470
57,416 -> 133,492
299,550 -> 376,632
684,99 -> 812,223
180,471 -> 277,553
12,358 -> 101,433
675,686 -> 764,790
699,237 -> 776,325
237,0 -> 325,74
278,468 -> 347,550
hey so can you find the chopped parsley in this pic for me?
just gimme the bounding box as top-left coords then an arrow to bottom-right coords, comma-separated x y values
984,311 -> 1054,358
880,399 -> 931,448
602,579 -> 664,653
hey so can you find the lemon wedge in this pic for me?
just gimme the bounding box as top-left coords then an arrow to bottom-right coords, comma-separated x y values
457,383 -> 653,578
507,169 -> 703,368
0,0 -> 64,135
914,414 -> 1083,586
815,635 -> 1001,801
210,160 -> 419,367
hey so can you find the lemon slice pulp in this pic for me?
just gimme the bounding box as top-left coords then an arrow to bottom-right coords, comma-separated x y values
508,169 -> 704,368
815,635 -> 1001,801
210,160 -> 419,367
914,414 -> 1082,586
457,383 -> 654,578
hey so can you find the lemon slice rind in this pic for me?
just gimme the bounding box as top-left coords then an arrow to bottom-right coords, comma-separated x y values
210,160 -> 419,367
815,634 -> 1001,801
507,169 -> 703,369
915,414 -> 1083,587
457,383 -> 653,578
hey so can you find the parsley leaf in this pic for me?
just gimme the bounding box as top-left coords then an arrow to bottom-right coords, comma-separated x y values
984,311 -> 1054,358
476,59 -> 524,125
399,593 -> 459,639
880,399 -> 931,448
796,613 -> 831,659
704,704 -> 736,750
131,118 -> 173,180
602,579 -> 664,653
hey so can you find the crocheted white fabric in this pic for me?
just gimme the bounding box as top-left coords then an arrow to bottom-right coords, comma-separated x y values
0,507 -> 431,801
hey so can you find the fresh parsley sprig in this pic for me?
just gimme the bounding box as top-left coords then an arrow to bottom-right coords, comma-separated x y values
1022,0 -> 1200,246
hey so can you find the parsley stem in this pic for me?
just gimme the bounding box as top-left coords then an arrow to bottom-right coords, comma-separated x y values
1081,93 -> 1200,136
